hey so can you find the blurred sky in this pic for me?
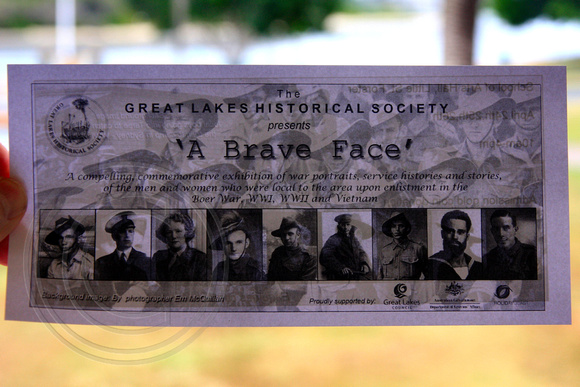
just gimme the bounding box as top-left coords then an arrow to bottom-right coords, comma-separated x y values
241,8 -> 580,66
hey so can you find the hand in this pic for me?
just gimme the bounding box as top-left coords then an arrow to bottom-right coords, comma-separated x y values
341,267 -> 354,276
0,143 -> 27,266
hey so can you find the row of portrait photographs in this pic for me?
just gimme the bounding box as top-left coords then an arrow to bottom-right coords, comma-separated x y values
37,207 -> 539,282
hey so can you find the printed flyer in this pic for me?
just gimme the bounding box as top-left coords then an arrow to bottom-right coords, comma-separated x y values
5,65 -> 570,326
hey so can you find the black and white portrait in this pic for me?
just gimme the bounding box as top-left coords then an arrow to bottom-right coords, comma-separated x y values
318,210 -> 372,280
38,210 -> 95,279
94,210 -> 152,281
425,209 -> 482,280
151,209 -> 210,281
207,209 -> 265,281
264,209 -> 318,281
482,208 -> 537,280
373,209 -> 428,280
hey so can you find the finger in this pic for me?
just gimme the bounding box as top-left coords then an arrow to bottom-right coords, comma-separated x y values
0,142 -> 9,177
0,177 -> 28,265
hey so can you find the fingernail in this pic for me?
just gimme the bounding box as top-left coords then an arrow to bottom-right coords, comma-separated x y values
0,177 -> 27,220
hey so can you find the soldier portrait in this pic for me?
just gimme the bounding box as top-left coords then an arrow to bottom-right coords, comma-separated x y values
38,210 -> 95,280
373,209 -> 428,280
425,209 -> 482,280
482,208 -> 537,280
265,210 -> 318,281
94,210 -> 152,281
208,210 -> 265,281
144,97 -> 219,172
319,211 -> 372,280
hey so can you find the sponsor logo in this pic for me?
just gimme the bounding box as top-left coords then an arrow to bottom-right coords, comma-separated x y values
444,281 -> 465,296
46,96 -> 107,156
393,283 -> 407,298
494,285 -> 512,299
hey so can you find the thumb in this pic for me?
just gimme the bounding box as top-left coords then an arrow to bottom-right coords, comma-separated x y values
0,177 -> 27,265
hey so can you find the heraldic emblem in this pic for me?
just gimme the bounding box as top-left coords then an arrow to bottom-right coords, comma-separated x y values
46,95 -> 107,156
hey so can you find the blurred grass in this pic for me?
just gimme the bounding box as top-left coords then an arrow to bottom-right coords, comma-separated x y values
0,65 -> 578,386
569,100 -> 580,142
0,273 -> 578,386
567,60 -> 580,142
564,58 -> 580,85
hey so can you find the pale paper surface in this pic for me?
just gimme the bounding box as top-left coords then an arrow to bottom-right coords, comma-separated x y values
5,65 -> 570,326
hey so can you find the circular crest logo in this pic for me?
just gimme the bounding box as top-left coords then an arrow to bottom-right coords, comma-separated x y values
46,96 -> 107,156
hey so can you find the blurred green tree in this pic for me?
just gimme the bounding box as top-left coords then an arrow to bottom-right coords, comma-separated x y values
189,0 -> 341,35
126,0 -> 173,29
0,0 -> 53,28
0,0 -> 136,27
489,0 -> 580,25
445,0 -> 580,65
126,0 -> 343,63
0,0 -> 341,32
127,0 -> 341,34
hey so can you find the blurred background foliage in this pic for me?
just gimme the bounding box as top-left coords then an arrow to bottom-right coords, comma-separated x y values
0,0 -> 578,65
186,0 -> 342,34
0,0 -> 578,31
491,0 -> 580,25
0,0 -> 134,27
0,0 -> 343,33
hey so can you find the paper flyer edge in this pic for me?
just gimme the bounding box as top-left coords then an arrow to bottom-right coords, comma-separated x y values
3,65 -> 572,326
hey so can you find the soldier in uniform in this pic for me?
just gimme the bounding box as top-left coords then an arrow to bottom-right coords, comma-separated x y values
95,211 -> 152,280
483,209 -> 537,280
144,98 -> 219,172
378,212 -> 427,280
268,217 -> 317,281
45,216 -> 94,280
425,210 -> 482,280
211,211 -> 265,281
320,214 -> 371,280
